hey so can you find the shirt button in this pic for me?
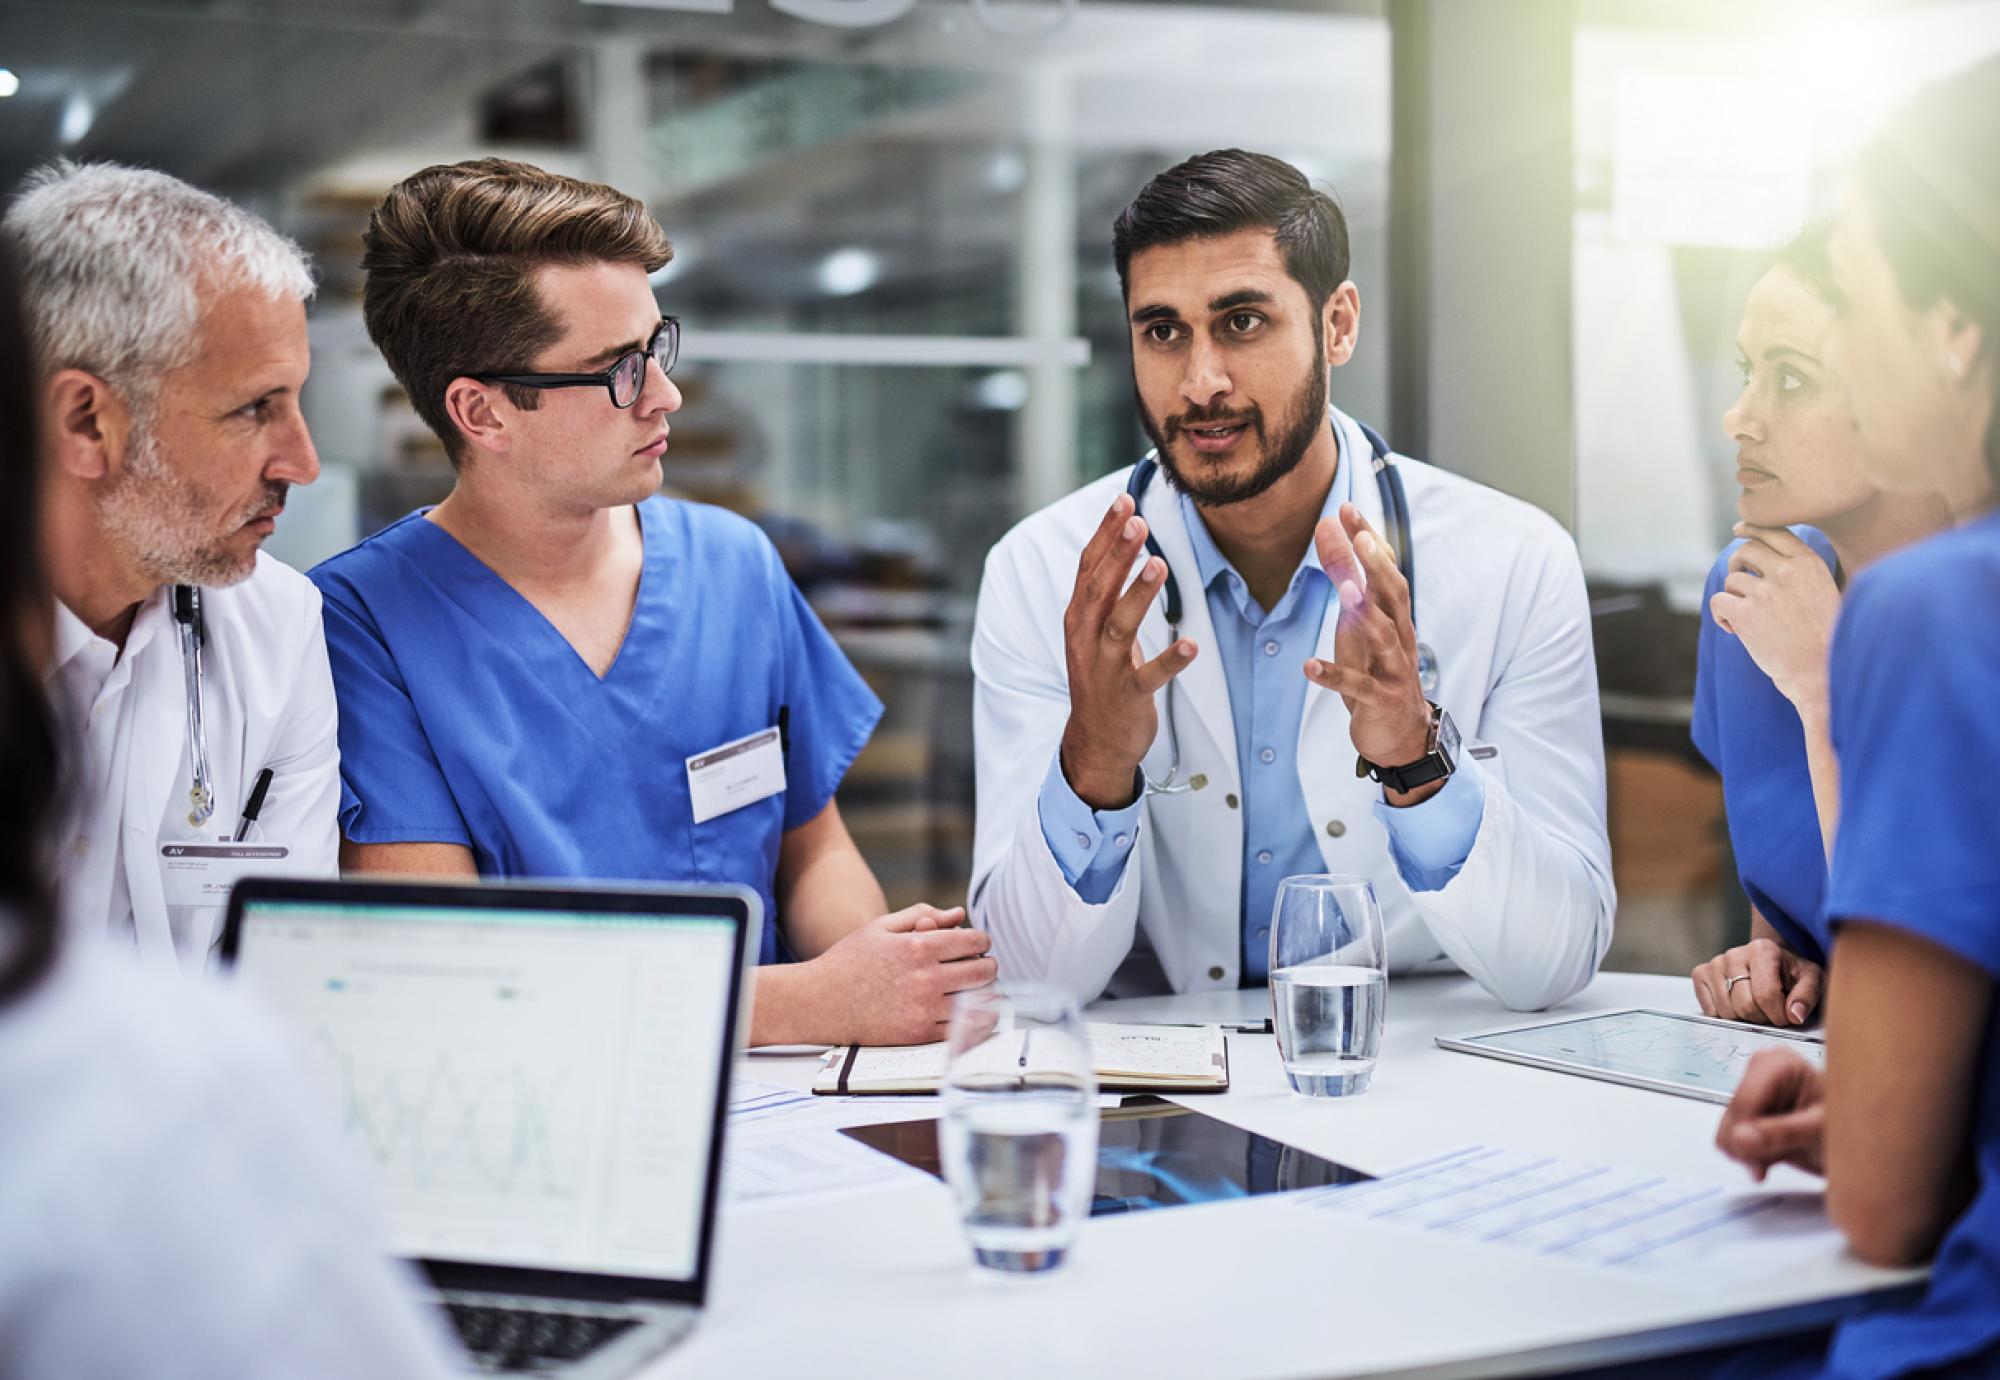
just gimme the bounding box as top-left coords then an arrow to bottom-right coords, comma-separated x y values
1225,793 -> 1239,809
1257,850 -> 1273,865
1259,747 -> 1276,764
1075,832 -> 1091,849
1325,820 -> 1346,838
1263,640 -> 1279,656
1114,833 -> 1129,847
1208,965 -> 1226,981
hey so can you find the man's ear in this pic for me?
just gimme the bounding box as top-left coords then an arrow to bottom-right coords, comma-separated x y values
44,368 -> 130,482
1324,280 -> 1361,369
442,376 -> 514,460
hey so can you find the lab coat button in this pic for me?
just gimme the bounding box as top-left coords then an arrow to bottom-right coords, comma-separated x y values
1325,820 -> 1346,838
1208,966 -> 1225,981
1225,793 -> 1239,809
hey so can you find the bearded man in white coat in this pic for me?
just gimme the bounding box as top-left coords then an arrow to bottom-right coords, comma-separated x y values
969,149 -> 1613,1010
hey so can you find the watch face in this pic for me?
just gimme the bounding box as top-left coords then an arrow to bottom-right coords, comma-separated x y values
1435,708 -> 1461,764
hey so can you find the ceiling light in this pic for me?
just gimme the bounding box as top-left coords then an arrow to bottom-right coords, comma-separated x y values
59,93 -> 94,146
0,70 -> 20,100
816,247 -> 880,298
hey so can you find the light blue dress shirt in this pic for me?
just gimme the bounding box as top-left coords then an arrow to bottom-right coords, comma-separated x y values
1037,435 -> 1486,982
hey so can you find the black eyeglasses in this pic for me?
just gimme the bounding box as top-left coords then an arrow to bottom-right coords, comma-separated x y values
475,317 -> 680,409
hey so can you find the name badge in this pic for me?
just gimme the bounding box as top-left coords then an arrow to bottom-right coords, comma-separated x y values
686,727 -> 786,825
159,842 -> 293,909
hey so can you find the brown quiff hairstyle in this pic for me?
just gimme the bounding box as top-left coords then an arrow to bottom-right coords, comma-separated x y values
360,158 -> 673,467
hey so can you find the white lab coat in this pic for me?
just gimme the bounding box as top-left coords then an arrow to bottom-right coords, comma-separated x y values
970,406 -> 1614,1011
48,552 -> 341,971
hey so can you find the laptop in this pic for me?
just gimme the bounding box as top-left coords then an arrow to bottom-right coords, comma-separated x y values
221,876 -> 757,1377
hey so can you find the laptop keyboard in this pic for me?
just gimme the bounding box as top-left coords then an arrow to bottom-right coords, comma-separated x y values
443,1301 -> 640,1373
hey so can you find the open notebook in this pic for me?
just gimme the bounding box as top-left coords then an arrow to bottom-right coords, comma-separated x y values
813,1022 -> 1230,1095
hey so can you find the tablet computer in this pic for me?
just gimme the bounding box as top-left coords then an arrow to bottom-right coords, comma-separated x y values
1437,1008 -> 1826,1104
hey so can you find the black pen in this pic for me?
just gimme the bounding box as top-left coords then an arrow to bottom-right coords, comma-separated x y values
233,768 -> 274,842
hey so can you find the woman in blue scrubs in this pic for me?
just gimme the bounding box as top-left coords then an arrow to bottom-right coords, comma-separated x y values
1717,54 -> 2000,1378
1689,225 -> 1947,1027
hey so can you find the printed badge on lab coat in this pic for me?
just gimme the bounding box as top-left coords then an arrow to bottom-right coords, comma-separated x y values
158,842 -> 293,909
686,726 -> 786,824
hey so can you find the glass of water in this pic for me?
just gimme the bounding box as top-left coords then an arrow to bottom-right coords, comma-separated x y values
1268,875 -> 1387,1097
938,984 -> 1098,1273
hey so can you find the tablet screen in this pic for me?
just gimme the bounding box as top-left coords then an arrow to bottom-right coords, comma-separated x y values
841,1103 -> 1371,1215
1454,1009 -> 1825,1097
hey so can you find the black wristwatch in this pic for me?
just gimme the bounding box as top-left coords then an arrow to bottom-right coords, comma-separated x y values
1356,703 -> 1460,794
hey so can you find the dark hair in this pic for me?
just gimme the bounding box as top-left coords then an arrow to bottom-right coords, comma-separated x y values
1773,219 -> 1837,303
361,158 -> 674,468
1857,54 -> 2000,479
1113,149 -> 1350,310
0,235 -> 63,1007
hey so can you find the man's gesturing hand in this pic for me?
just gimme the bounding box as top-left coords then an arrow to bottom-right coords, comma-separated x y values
1306,502 -> 1437,797
1059,492 -> 1197,810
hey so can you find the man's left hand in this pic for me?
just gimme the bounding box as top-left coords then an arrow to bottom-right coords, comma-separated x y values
1306,502 -> 1437,801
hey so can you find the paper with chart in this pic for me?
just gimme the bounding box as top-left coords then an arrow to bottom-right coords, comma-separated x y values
1453,1009 -> 1825,1099
1297,1145 -> 1843,1293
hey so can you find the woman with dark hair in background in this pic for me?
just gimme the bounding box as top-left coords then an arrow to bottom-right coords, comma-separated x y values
1716,52 -> 2000,1378
0,239 -> 454,1375
1688,223 -> 1948,1028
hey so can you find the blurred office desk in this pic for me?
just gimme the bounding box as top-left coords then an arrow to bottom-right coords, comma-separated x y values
665,972 -> 1919,1379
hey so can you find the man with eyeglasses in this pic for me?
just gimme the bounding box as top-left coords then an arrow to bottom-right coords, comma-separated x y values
310,159 -> 995,1046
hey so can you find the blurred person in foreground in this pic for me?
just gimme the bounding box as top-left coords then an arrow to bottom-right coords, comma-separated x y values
0,235 -> 457,1378
1715,53 -> 2000,1379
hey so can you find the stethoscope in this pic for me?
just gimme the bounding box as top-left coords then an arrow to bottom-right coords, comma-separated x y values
171,584 -> 217,827
1127,412 -> 1436,797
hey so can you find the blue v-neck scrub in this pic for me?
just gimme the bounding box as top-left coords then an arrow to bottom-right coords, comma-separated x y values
309,497 -> 882,966
1691,527 -> 1840,965
1812,510 -> 2000,1378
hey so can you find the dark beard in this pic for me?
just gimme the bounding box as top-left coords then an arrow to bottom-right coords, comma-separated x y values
1139,355 -> 1330,509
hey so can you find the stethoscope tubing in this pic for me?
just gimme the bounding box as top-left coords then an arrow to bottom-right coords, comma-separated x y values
172,584 -> 216,828
1124,414 -> 1428,797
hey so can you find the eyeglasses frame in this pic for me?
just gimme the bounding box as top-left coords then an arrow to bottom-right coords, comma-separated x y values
472,316 -> 680,409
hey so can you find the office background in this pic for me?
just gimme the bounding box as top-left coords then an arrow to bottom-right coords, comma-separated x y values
7,0 -> 1997,975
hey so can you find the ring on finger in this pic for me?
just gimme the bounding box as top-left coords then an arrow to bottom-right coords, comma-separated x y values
1724,974 -> 1751,992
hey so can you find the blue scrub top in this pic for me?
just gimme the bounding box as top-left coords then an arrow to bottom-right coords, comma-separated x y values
309,497 -> 883,966
1691,528 -> 1837,965
1816,509 -> 2000,1377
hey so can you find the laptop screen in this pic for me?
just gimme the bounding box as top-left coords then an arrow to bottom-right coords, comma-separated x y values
229,887 -> 743,1289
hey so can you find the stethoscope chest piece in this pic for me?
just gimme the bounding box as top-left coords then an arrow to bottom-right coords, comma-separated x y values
1416,641 -> 1441,698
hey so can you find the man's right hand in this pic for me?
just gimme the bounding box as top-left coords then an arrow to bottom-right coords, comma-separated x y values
802,904 -> 997,1046
1058,492 -> 1197,810
1692,936 -> 1824,1027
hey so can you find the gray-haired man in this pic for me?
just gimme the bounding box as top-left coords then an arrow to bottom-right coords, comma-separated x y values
6,161 -> 337,967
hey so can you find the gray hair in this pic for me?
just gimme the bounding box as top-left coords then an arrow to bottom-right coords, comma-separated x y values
2,160 -> 314,414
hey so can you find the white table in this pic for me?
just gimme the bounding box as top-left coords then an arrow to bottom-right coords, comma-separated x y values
660,973 -> 1919,1378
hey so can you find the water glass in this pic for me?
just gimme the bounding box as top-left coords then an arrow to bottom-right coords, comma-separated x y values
1268,874 -> 1388,1097
938,984 -> 1098,1273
